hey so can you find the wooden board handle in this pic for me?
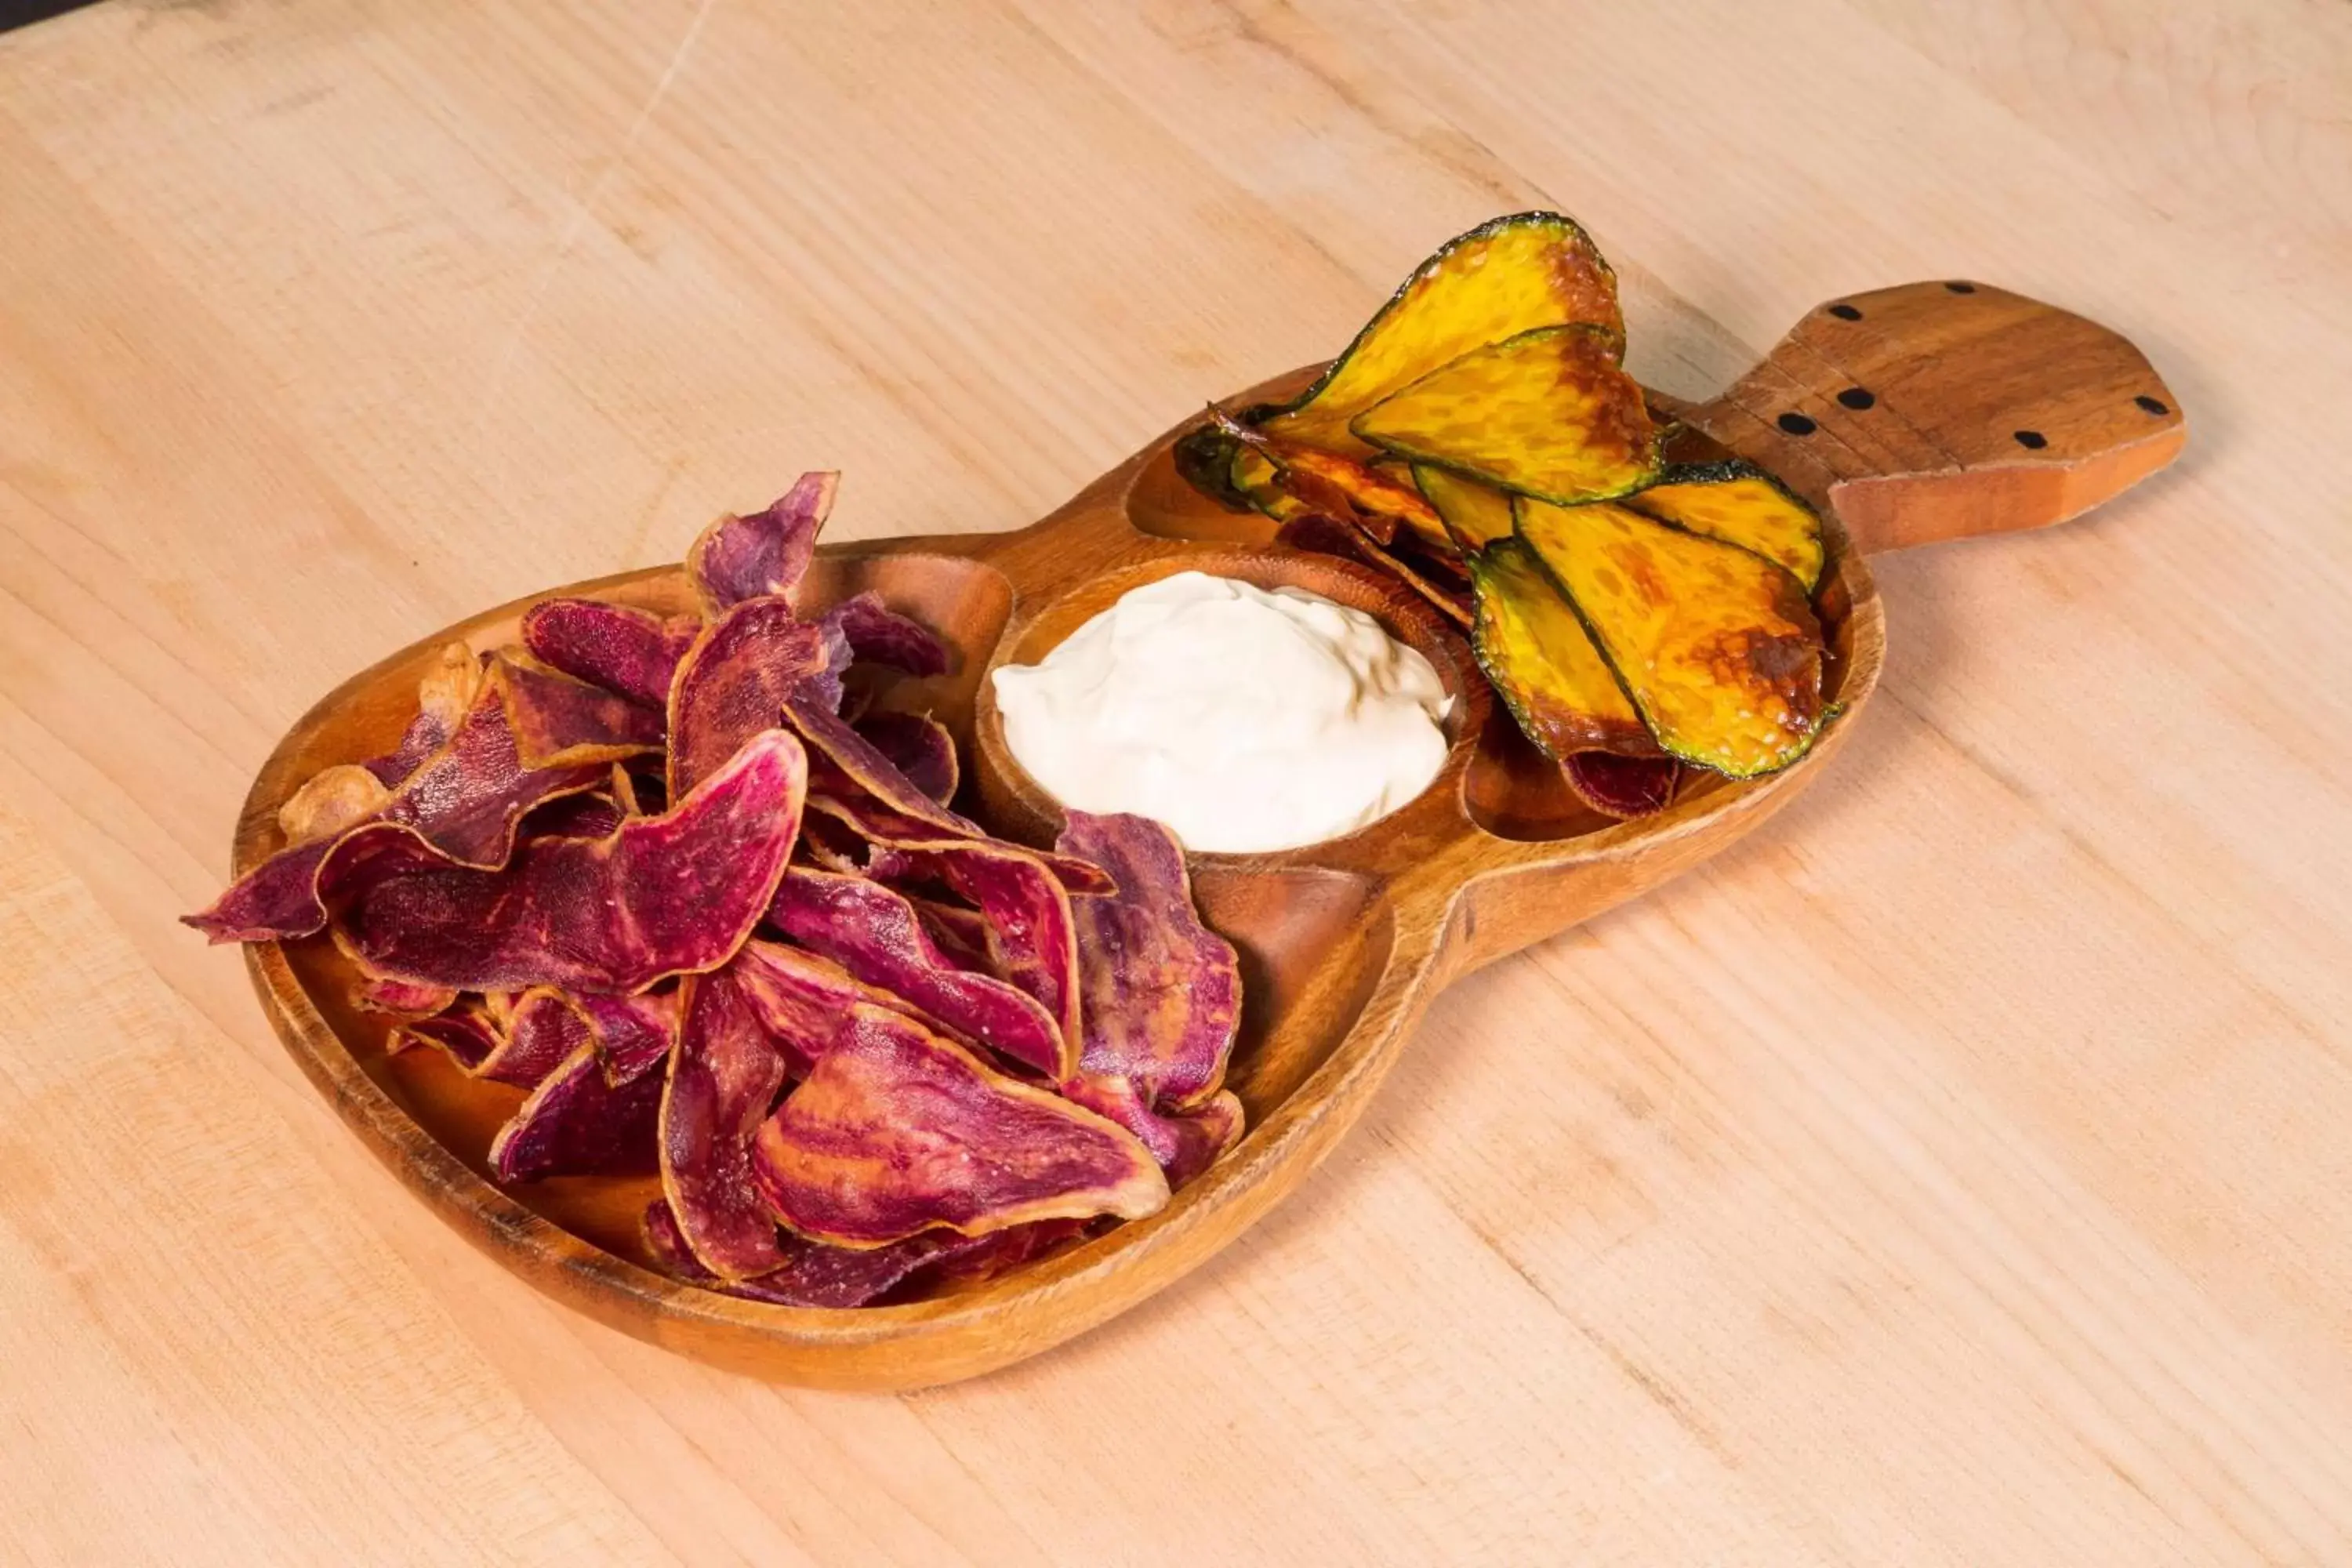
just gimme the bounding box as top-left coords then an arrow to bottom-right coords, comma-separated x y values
1669,281 -> 2185,557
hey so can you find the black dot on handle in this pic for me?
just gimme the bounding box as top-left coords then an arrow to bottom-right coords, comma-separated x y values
1827,303 -> 1863,321
1945,281 -> 1977,294
1777,412 -> 1817,436
2136,394 -> 2170,416
1836,387 -> 1876,410
2013,429 -> 2048,449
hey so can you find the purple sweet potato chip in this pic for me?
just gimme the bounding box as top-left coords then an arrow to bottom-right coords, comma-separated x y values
686,472 -> 837,616
784,685 -> 1120,893
816,591 -> 951,678
731,1231 -> 980,1308
862,840 -> 1080,1076
805,789 -> 1113,897
666,597 -> 831,800
797,793 -> 938,847
1054,811 -> 1242,1111
220,800 -> 410,951
445,982 -> 675,1086
750,1003 -> 1167,1247
1156,1091 -> 1244,1191
641,1197 -> 993,1308
386,1004 -> 503,1073
186,659 -> 644,943
765,867 -> 1067,1077
920,1216 -> 1094,1290
520,597 -> 700,709
728,938 -> 949,1078
367,713 -> 448,789
1561,752 -> 1681,819
620,757 -> 666,813
794,807 -> 869,873
854,711 -> 958,804
364,643 -> 483,787
499,655 -> 666,766
351,972 -> 458,1018
1060,1073 -> 1243,1191
412,659 -> 656,858
488,1042 -> 665,1182
799,615 -> 855,716
475,988 -> 595,1088
332,730 -> 807,994
573,989 -> 678,1085
659,966 -> 789,1279
783,691 -> 985,838
517,789 -> 629,843
910,897 -> 993,971
641,1194 -> 713,1279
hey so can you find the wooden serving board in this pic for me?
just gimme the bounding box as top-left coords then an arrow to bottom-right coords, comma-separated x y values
235,281 -> 2182,1389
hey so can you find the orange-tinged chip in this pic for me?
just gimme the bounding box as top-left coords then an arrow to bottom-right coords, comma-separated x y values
1622,460 -> 1827,592
277,764 -> 391,846
1352,325 -> 1658,505
1469,538 -> 1657,757
1263,212 -> 1623,455
1518,500 -> 1824,778
1258,439 -> 1454,555
414,641 -> 485,736
1414,464 -> 1517,552
1208,408 -> 1432,549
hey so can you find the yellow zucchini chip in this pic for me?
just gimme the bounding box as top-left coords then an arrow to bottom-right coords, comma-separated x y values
1622,460 -> 1826,592
1265,442 -> 1454,554
1170,421 -> 1316,523
1517,500 -> 1824,777
1414,465 -> 1517,552
1230,444 -> 1309,522
1261,212 -> 1623,454
1470,539 -> 1657,757
1352,325 -> 1660,505
1171,419 -> 1259,513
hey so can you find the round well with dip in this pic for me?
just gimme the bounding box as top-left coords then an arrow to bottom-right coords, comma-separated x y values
991,571 -> 1453,854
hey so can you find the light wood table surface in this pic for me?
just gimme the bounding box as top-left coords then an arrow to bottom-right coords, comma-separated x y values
5,2 -> 2349,1562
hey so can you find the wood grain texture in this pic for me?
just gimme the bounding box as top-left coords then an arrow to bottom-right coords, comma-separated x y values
2,0 -> 2347,1561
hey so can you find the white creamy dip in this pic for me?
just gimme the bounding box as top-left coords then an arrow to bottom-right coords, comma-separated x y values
992,572 -> 1452,854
